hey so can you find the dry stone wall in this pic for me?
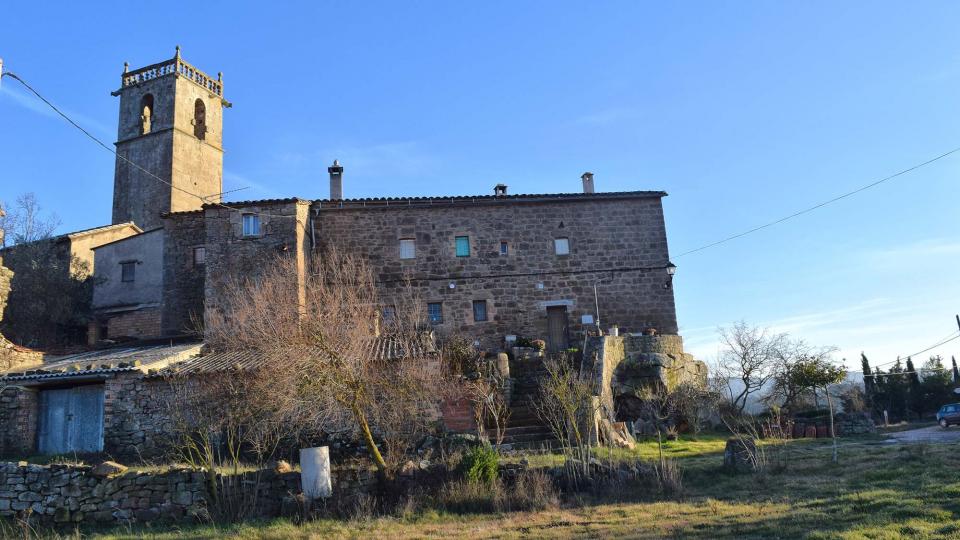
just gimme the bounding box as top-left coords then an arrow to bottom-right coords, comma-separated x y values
0,462 -> 376,525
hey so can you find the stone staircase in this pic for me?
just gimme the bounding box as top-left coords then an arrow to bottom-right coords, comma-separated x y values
497,356 -> 558,450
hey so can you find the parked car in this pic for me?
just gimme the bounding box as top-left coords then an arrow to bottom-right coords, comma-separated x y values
936,403 -> 960,428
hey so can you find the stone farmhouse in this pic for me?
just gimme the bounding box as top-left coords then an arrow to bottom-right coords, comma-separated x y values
0,49 -> 704,458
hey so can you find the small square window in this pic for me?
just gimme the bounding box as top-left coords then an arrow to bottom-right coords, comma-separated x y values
382,306 -> 396,324
242,214 -> 261,237
499,241 -> 509,256
554,237 -> 570,255
472,300 -> 488,322
399,239 -> 416,259
193,246 -> 206,266
455,236 -> 470,257
121,261 -> 136,282
427,302 -> 443,324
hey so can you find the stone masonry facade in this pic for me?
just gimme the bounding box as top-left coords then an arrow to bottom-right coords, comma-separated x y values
314,193 -> 678,349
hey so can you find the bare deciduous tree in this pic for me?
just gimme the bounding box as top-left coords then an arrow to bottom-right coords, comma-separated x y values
200,248 -> 451,478
0,193 -> 60,247
715,321 -> 785,415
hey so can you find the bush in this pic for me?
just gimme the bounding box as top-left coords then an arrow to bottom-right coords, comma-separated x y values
459,445 -> 499,485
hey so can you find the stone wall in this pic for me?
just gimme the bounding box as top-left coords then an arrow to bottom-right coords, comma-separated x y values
314,194 -> 678,350
161,211 -> 206,335
103,308 -> 162,341
202,200 -> 311,327
103,373 -> 175,461
0,461 -> 378,525
583,334 -> 707,420
0,387 -> 37,457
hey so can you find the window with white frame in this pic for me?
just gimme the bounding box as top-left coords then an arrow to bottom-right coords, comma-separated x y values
193,246 -> 206,266
242,214 -> 260,237
399,238 -> 416,259
554,237 -> 570,255
499,241 -> 509,256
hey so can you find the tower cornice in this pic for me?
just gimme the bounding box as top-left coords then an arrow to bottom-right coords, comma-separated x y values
110,48 -> 231,108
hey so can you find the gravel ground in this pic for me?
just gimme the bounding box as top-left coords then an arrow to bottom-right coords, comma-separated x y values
886,425 -> 960,443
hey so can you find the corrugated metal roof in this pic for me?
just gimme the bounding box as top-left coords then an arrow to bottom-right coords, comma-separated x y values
157,335 -> 437,377
0,343 -> 202,382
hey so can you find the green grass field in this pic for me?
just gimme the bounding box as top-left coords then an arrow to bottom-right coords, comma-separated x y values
9,433 -> 960,539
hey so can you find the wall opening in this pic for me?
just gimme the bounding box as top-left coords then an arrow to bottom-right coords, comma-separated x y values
140,94 -> 154,135
194,98 -> 207,140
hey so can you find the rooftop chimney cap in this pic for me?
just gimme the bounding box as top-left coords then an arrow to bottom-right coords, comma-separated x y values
329,159 -> 344,200
494,183 -> 508,196
581,172 -> 595,194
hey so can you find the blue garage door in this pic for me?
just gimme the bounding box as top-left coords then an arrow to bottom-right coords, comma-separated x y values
38,385 -> 105,455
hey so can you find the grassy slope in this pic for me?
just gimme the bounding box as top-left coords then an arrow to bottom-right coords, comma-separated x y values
18,434 -> 960,539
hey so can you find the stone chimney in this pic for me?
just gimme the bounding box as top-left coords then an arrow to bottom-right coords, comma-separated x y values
581,172 -> 595,194
494,183 -> 508,196
328,159 -> 344,200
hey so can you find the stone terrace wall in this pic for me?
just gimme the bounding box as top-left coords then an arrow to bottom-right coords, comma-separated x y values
0,462 -> 375,525
315,195 -> 678,350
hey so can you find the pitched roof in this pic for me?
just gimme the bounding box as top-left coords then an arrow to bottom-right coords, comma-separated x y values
313,190 -> 666,207
0,222 -> 142,251
157,335 -> 437,377
161,191 -> 665,216
0,343 -> 202,383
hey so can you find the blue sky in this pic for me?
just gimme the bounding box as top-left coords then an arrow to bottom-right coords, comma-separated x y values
3,2 -> 960,369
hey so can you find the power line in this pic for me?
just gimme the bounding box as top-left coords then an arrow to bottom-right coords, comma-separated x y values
674,145 -> 960,258
870,332 -> 960,370
0,70 -> 298,221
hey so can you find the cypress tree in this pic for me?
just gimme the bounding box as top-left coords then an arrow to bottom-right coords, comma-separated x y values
861,352 -> 874,408
905,357 -> 922,416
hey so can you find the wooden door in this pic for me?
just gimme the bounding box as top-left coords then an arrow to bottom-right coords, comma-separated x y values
546,306 -> 569,354
38,385 -> 105,455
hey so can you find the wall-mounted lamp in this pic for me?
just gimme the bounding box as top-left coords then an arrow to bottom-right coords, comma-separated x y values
664,262 -> 677,289
448,282 -> 456,289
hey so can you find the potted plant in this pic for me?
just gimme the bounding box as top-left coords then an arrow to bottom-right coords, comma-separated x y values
531,339 -> 546,357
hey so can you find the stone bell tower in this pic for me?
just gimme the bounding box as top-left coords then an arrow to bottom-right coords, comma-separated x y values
111,46 -> 231,230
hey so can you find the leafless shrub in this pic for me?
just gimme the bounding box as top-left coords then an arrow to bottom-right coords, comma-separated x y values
464,360 -> 511,446
534,356 -> 600,487
198,248 -> 453,479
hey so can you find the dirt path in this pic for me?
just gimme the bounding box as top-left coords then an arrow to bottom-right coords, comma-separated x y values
886,425 -> 960,443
